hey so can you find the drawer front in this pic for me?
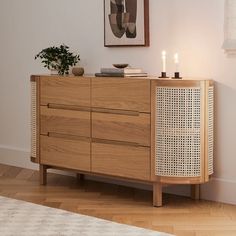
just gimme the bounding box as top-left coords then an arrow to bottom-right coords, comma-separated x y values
92,112 -> 150,146
92,142 -> 150,180
40,76 -> 90,107
40,106 -> 90,137
40,135 -> 90,171
92,78 -> 150,112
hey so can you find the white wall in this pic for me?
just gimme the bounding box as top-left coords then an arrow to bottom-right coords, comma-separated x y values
0,0 -> 236,204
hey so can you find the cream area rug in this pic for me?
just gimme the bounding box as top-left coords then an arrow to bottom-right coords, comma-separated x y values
0,196 -> 173,236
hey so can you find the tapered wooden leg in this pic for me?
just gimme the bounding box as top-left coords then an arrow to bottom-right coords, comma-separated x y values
191,184 -> 200,200
76,173 -> 85,182
153,182 -> 162,207
40,164 -> 47,185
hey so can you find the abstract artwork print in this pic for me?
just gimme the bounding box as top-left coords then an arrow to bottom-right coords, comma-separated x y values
104,0 -> 149,46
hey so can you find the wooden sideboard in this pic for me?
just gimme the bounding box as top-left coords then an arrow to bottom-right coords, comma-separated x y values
31,75 -> 214,206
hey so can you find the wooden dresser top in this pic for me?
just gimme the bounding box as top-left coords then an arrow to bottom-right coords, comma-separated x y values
31,74 -> 213,83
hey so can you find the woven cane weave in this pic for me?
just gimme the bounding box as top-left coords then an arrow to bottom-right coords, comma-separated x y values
208,86 -> 214,175
155,87 -> 201,177
31,81 -> 37,158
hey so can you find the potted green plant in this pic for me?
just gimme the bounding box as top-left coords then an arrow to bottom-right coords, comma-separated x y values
35,44 -> 80,75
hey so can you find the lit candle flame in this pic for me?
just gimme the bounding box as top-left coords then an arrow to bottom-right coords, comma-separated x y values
162,51 -> 166,57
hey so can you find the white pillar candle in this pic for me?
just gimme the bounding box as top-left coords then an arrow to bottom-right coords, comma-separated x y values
162,50 -> 166,72
174,53 -> 179,72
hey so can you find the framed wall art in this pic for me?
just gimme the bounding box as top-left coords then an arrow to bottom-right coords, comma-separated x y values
104,0 -> 149,47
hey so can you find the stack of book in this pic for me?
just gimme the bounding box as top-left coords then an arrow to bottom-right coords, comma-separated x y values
95,67 -> 147,77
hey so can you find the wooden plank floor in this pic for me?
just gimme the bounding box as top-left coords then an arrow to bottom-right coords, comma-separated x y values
0,164 -> 236,236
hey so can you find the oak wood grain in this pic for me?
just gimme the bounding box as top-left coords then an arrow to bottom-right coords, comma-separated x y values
92,142 -> 150,181
40,106 -> 90,137
153,182 -> 162,207
1,164 -> 236,236
92,112 -> 150,146
40,135 -> 90,172
91,78 -> 151,112
31,75 -> 214,208
40,76 -> 91,107
39,164 -> 48,185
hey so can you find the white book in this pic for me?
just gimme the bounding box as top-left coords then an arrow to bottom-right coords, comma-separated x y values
124,73 -> 148,77
101,67 -> 143,74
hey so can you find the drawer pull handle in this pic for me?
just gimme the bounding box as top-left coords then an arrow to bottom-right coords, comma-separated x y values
48,103 -> 91,112
92,107 -> 140,116
48,132 -> 91,142
92,138 -> 144,147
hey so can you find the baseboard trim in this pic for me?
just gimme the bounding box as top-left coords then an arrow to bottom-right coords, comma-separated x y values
0,145 -> 37,170
201,178 -> 236,205
0,146 -> 235,205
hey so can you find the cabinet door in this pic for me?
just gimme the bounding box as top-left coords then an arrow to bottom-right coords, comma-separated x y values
92,112 -> 150,146
40,106 -> 90,137
40,135 -> 90,171
92,142 -> 150,180
92,78 -> 150,112
40,76 -> 90,107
